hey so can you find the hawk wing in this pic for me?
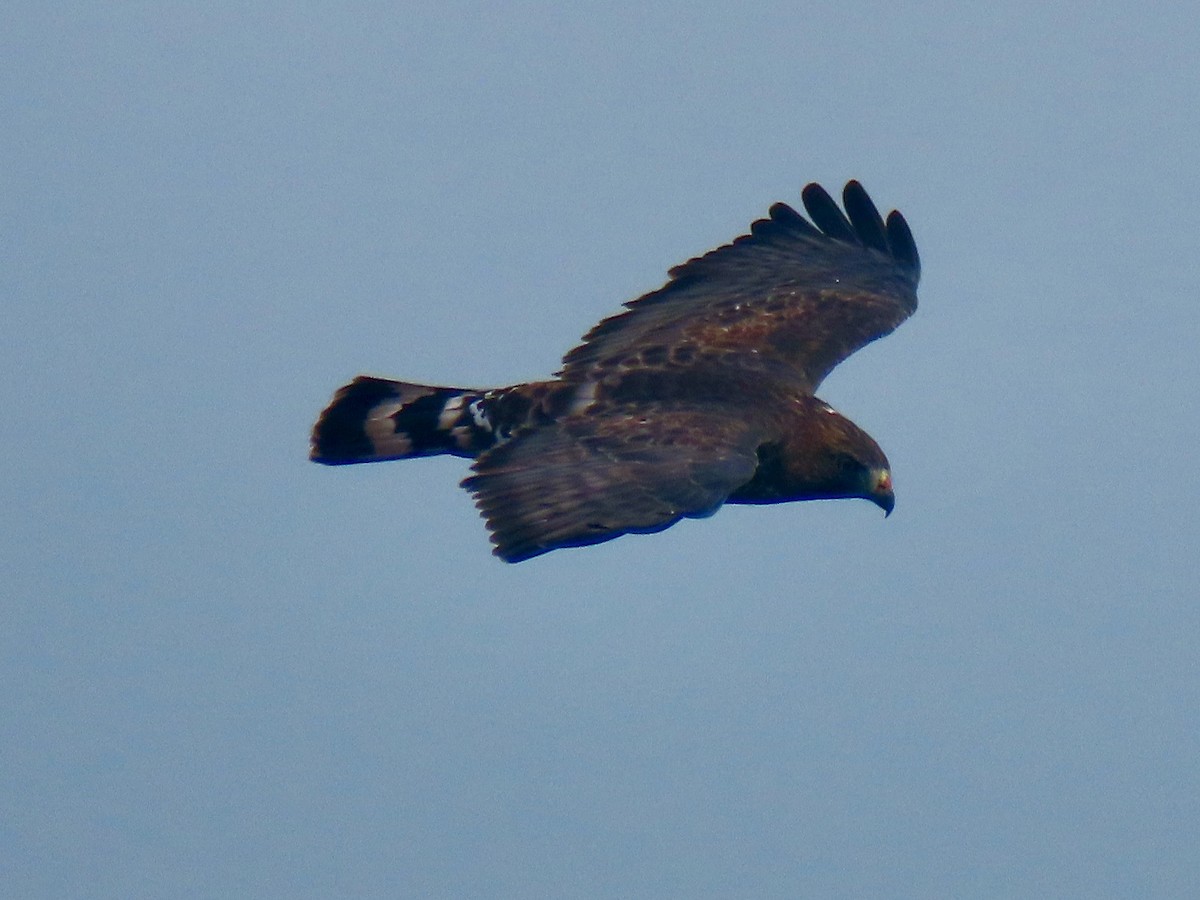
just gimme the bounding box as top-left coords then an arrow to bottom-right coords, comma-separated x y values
559,181 -> 920,394
462,407 -> 761,562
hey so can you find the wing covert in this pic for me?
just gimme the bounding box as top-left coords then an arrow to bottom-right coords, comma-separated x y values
462,407 -> 761,562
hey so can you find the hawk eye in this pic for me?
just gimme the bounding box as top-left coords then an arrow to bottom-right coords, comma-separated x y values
834,453 -> 862,475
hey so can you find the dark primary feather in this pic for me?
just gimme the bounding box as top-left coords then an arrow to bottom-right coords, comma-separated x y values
840,181 -> 889,254
801,182 -> 858,244
559,180 -> 919,393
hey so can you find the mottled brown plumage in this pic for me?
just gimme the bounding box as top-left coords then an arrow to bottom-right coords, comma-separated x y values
312,180 -> 920,562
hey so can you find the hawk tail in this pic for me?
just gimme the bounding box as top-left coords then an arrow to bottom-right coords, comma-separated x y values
310,376 -> 495,465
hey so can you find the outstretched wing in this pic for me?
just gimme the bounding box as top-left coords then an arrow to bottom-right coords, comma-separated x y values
462,407 -> 761,562
559,181 -> 920,394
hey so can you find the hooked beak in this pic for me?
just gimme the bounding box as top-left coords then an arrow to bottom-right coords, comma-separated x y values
878,491 -> 895,517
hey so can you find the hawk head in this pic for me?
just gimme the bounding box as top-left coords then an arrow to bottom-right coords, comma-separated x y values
808,404 -> 895,515
727,398 -> 895,515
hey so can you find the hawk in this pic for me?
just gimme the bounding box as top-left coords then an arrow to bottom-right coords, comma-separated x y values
312,180 -> 920,562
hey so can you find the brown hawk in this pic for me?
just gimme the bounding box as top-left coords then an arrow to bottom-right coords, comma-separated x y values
312,180 -> 920,562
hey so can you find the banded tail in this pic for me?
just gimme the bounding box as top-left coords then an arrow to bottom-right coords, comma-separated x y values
311,376 -> 501,465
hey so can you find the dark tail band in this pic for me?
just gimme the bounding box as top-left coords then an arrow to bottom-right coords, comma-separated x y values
311,376 -> 490,465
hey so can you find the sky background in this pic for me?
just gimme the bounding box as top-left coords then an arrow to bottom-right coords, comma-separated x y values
5,2 -> 1200,897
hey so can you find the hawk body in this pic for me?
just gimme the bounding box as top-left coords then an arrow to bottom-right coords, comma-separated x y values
312,181 -> 920,561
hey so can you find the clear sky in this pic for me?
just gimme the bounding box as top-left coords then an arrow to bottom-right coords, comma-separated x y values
5,2 -> 1199,897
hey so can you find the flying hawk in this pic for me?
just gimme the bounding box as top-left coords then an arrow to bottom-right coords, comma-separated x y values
312,180 -> 920,562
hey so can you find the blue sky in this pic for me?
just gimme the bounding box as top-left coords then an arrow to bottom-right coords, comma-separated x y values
5,3 -> 1200,897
